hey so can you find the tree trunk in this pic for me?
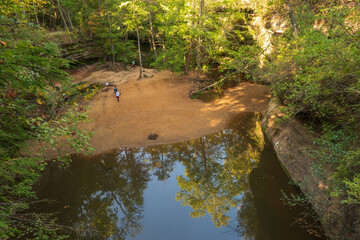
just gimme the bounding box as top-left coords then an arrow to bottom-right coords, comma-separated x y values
284,0 -> 299,36
32,0 -> 39,25
184,40 -> 193,75
196,0 -> 204,81
162,30 -> 166,63
200,137 -> 207,172
54,10 -> 57,28
49,12 -> 52,28
148,36 -> 153,51
162,44 -> 166,63
21,8 -> 27,21
42,8 -> 45,26
136,28 -> 143,80
147,5 -> 157,60
97,0 -> 102,21
48,11 -> 51,27
66,11 -> 74,31
56,0 -> 69,31
196,13 -> 200,80
105,0 -> 115,66
94,0 -> 101,36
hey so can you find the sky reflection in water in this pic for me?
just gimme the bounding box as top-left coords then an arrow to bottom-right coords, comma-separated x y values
35,112 -> 322,240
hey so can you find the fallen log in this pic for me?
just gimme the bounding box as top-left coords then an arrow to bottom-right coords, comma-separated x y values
190,70 -> 241,96
190,44 -> 270,96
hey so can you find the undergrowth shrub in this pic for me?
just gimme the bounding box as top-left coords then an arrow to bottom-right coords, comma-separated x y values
258,2 -> 360,221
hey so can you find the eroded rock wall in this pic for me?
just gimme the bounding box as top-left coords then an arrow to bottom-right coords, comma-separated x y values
48,31 -> 104,63
60,40 -> 103,63
261,97 -> 347,239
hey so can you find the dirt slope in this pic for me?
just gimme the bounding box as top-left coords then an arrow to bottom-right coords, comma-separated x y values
74,67 -> 271,154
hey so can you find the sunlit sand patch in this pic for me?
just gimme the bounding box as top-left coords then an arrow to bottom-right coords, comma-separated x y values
44,68 -> 271,156
210,119 -> 222,127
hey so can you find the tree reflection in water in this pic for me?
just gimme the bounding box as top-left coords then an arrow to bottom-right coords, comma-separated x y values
34,112 -> 320,239
35,148 -> 151,239
175,112 -> 265,227
146,145 -> 175,181
235,141 -> 325,240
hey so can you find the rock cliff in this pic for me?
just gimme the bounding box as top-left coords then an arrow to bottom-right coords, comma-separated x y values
261,97 -> 359,240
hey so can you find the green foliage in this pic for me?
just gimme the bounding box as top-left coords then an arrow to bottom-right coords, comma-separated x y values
0,17 -> 94,239
145,0 -> 257,73
113,40 -> 137,63
310,130 -> 360,205
280,190 -> 310,208
3,0 -> 259,76
261,4 -> 360,129
256,3 -> 360,227
0,1 -> 258,237
222,44 -> 262,72
0,155 -> 74,239
151,43 -> 186,72
341,175 -> 360,204
12,213 -> 69,240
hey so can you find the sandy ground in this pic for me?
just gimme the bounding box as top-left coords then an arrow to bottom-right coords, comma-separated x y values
72,66 -> 271,154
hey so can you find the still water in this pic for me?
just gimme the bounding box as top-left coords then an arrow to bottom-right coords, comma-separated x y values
35,112 -> 323,239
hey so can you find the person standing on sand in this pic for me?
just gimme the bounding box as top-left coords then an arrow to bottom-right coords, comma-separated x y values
115,90 -> 120,102
114,86 -> 118,94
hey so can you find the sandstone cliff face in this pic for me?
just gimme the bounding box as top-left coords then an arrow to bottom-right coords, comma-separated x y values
261,98 -> 327,207
251,14 -> 287,67
48,31 -> 104,63
261,98 -> 360,240
60,40 -> 103,63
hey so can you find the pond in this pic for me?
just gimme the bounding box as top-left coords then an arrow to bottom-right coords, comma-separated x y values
34,112 -> 324,240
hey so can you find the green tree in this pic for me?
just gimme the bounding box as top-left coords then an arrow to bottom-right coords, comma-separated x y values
255,2 -> 360,236
0,15 -> 94,238
120,0 -> 149,78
